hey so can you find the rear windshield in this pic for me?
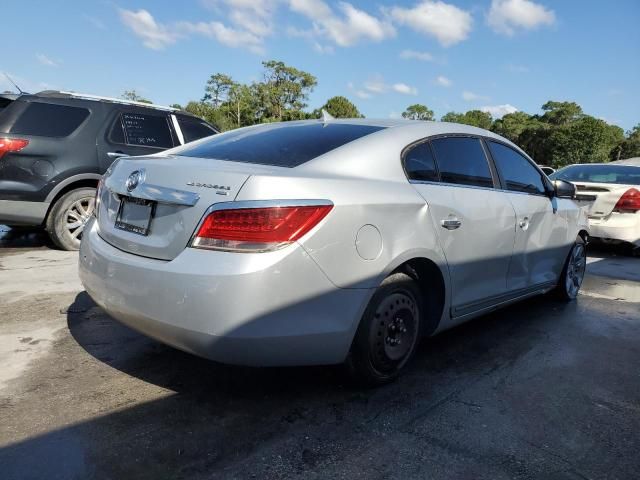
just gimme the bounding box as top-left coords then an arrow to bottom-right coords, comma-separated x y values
8,102 -> 90,137
551,164 -> 640,186
0,97 -> 13,113
175,123 -> 385,167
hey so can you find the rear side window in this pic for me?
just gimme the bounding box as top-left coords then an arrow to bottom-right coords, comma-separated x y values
177,117 -> 217,143
176,123 -> 385,167
111,113 -> 174,148
488,141 -> 546,195
403,142 -> 438,182
431,137 -> 494,188
9,102 -> 89,137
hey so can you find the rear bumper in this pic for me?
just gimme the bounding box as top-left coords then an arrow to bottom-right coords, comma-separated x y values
0,200 -> 49,225
588,212 -> 640,247
79,219 -> 371,366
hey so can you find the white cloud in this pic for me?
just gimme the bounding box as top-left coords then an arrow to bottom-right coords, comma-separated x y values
178,21 -> 264,53
364,77 -> 387,94
313,42 -> 334,54
289,0 -> 395,47
481,104 -> 518,118
435,75 -> 452,87
119,8 -> 265,53
393,83 -> 418,95
119,9 -> 181,50
462,90 -> 489,101
487,0 -> 555,36
36,54 -> 59,67
355,90 -> 372,99
204,0 -> 279,37
399,49 -> 433,61
390,1 -> 473,47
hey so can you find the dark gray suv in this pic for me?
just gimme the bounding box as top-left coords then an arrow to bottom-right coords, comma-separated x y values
0,91 -> 217,250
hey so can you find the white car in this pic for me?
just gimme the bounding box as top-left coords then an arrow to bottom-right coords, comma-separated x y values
551,163 -> 640,255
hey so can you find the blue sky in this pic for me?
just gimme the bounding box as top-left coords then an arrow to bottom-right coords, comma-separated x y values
2,0 -> 639,130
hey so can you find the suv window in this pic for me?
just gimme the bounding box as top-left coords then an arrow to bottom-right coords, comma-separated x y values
111,113 -> 173,148
403,142 -> 438,182
431,137 -> 494,188
9,102 -> 89,137
488,141 -> 546,195
177,117 -> 216,143
176,123 -> 385,167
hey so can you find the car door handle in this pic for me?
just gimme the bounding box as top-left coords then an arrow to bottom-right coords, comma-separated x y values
441,218 -> 462,230
519,217 -> 530,229
107,151 -> 128,159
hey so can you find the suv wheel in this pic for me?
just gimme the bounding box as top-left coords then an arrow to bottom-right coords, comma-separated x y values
46,187 -> 96,251
346,272 -> 422,386
556,235 -> 587,300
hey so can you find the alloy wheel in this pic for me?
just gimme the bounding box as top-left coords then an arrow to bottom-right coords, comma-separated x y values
565,243 -> 586,298
65,197 -> 95,242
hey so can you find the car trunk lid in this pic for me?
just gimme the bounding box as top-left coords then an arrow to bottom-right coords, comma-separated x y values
572,182 -> 635,217
97,155 -> 269,260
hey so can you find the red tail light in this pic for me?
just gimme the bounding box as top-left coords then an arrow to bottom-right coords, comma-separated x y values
192,203 -> 333,252
614,188 -> 640,213
0,138 -> 29,159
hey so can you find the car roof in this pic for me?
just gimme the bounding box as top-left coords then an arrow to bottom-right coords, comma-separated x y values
260,118 -> 514,143
611,157 -> 640,166
29,90 -> 179,112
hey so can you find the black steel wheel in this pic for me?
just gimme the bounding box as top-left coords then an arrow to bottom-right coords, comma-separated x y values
347,272 -> 422,386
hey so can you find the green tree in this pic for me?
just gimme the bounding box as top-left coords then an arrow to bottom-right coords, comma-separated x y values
491,111 -> 537,143
402,104 -> 434,121
546,116 -> 624,167
616,124 -> 640,160
541,101 -> 583,125
224,83 -> 258,128
121,89 -> 152,104
441,112 -> 465,123
441,110 -> 492,129
463,110 -> 493,129
314,96 -> 362,118
169,103 -> 183,110
258,60 -> 317,121
203,73 -> 235,108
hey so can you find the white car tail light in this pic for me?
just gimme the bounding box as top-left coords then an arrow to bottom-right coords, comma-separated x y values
191,202 -> 333,252
614,188 -> 640,213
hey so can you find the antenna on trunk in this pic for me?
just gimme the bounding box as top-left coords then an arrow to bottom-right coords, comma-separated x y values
321,109 -> 335,123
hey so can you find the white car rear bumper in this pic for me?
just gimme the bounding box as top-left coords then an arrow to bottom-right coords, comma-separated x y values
79,219 -> 371,366
588,211 -> 640,247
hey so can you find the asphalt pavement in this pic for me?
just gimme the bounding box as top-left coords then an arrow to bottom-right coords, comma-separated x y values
0,226 -> 639,480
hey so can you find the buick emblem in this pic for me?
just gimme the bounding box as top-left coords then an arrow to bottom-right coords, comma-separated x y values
126,169 -> 145,192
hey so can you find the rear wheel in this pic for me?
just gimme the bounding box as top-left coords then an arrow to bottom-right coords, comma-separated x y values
46,187 -> 96,251
346,272 -> 422,386
556,236 -> 587,300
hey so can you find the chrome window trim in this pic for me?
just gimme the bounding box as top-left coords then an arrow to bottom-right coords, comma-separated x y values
188,199 -> 334,252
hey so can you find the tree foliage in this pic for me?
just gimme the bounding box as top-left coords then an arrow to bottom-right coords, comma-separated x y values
441,110 -> 492,129
174,60 -> 637,167
402,104 -> 434,121
313,96 -> 362,119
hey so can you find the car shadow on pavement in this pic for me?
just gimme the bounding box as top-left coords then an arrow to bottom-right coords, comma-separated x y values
0,226 -> 53,250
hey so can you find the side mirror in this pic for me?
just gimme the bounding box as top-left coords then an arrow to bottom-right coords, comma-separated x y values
553,179 -> 576,199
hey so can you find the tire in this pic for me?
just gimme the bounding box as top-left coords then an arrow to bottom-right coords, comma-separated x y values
346,272 -> 423,386
46,187 -> 96,251
555,235 -> 587,301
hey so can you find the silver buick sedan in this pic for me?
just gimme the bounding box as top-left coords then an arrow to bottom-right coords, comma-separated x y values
79,119 -> 589,385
